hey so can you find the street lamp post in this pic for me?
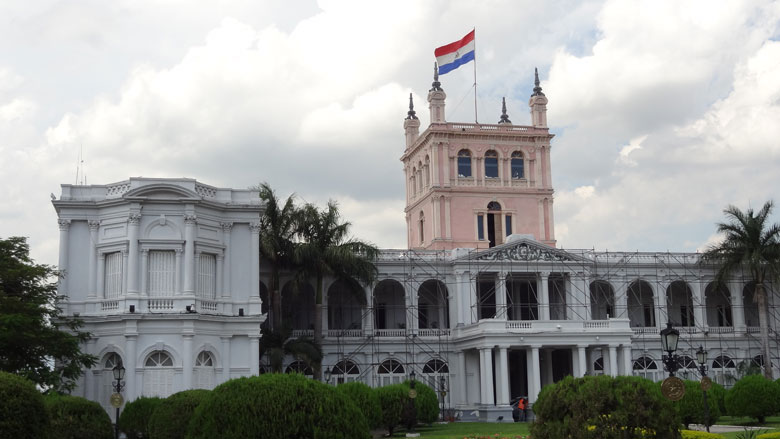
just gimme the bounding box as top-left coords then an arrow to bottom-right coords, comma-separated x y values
407,370 -> 418,437
324,367 -> 332,384
697,346 -> 711,433
660,322 -> 686,401
111,364 -> 126,439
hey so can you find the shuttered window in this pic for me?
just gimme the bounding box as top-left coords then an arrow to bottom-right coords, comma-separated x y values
143,351 -> 174,397
196,254 -> 216,300
104,252 -> 123,298
194,351 -> 215,389
148,251 -> 175,297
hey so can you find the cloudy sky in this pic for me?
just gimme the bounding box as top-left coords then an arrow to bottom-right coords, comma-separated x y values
2,0 -> 780,266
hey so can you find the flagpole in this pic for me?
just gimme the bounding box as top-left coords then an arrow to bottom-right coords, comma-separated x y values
473,27 -> 478,124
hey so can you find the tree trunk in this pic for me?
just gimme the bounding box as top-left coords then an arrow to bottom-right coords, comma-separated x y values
313,274 -> 323,381
756,282 -> 774,379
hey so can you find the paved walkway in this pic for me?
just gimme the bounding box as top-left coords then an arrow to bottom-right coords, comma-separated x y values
689,424 -> 774,433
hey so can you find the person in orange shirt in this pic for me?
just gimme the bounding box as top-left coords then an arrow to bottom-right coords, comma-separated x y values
517,397 -> 527,421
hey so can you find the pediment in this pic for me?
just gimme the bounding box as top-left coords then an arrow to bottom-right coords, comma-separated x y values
123,184 -> 200,200
463,238 -> 585,263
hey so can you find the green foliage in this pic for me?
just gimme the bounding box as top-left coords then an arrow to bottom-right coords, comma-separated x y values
680,430 -> 725,439
708,382 -> 727,417
118,396 -> 163,439
402,380 -> 439,425
674,380 -> 721,428
43,393 -> 112,439
0,371 -> 49,439
0,237 -> 97,392
259,327 -> 322,373
757,433 -> 780,439
530,375 -> 680,439
376,383 -> 407,436
335,382 -> 382,428
147,389 -> 209,439
725,375 -> 780,423
188,373 -> 369,439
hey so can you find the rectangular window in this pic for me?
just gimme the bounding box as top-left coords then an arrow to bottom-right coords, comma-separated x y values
148,250 -> 176,297
485,158 -> 498,178
457,157 -> 472,177
477,214 -> 484,240
505,215 -> 512,236
104,252 -> 123,298
511,159 -> 524,179
197,254 -> 216,300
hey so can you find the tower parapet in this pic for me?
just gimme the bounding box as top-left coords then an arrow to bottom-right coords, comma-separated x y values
428,63 -> 446,124
529,68 -> 548,128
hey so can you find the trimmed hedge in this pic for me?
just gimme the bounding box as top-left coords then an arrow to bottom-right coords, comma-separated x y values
334,382 -> 381,428
402,380 -> 439,425
188,373 -> 369,439
725,375 -> 780,423
680,430 -> 725,439
757,433 -> 780,439
147,389 -> 210,439
376,384 -> 406,436
531,375 -> 680,439
44,394 -> 112,439
675,380 -> 721,428
118,396 -> 163,439
0,371 -> 49,439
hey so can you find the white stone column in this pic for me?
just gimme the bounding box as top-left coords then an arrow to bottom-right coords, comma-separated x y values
363,285 -> 374,333
691,281 -> 705,329
215,254 -> 224,298
622,345 -> 633,376
97,252 -> 105,300
174,249 -> 183,295
88,220 -> 100,298
121,250 -> 128,295
730,280 -> 746,332
582,277 -> 591,320
249,222 -> 262,314
182,334 -> 193,390
457,351 -> 467,405
183,214 -> 197,295
220,223 -> 233,299
127,213 -> 141,296
601,347 -> 609,376
539,272 -> 550,320
609,345 -> 618,377
125,335 -> 137,401
615,281 -> 628,319
221,336 -> 232,383
140,250 -> 149,296
496,271 -> 507,320
249,336 -> 260,375
655,282 -> 667,327
454,271 -> 466,325
577,345 -> 587,377
529,346 -> 541,403
57,219 -> 71,296
444,197 -> 452,238
479,348 -> 494,405
409,278 -> 420,331
496,346 -> 510,405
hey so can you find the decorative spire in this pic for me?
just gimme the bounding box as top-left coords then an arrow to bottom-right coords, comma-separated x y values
405,93 -> 418,120
532,67 -> 545,96
498,97 -> 511,124
430,62 -> 443,92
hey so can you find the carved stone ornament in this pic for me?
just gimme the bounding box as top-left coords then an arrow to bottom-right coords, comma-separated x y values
57,219 -> 71,230
128,213 -> 142,225
184,214 -> 198,225
249,222 -> 262,233
473,242 -> 577,262
220,222 -> 234,231
88,220 -> 101,230
661,376 -> 685,401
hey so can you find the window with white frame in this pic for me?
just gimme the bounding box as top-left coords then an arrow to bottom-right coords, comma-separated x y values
484,150 -> 498,178
633,356 -> 659,381
143,351 -> 174,397
148,250 -> 176,297
104,252 -> 123,298
196,254 -> 216,300
511,151 -> 524,179
377,359 -> 405,386
332,359 -> 360,384
194,351 -> 216,389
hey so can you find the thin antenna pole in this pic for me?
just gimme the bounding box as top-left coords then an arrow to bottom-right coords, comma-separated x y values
473,27 -> 478,124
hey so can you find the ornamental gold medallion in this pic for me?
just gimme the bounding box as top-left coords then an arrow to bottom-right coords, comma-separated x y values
661,376 -> 685,401
700,376 -> 713,391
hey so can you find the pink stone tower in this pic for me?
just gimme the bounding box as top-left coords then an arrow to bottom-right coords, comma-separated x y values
402,66 -> 555,250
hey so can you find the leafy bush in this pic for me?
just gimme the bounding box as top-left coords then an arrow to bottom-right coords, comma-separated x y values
708,382 -> 727,416
681,430 -> 725,439
44,394 -> 112,439
376,384 -> 406,436
335,382 -> 381,428
147,389 -> 209,439
675,380 -> 721,428
0,371 -> 48,439
725,375 -> 780,423
188,373 -> 369,439
402,380 -> 439,425
118,396 -> 163,439
530,375 -> 680,439
757,433 -> 780,439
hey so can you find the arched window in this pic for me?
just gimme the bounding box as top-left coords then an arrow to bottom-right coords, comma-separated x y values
143,351 -> 174,397
373,279 -> 406,331
286,360 -> 313,377
486,201 -> 502,247
677,355 -> 697,379
712,355 -> 735,369
627,280 -> 655,327
419,212 -> 425,245
418,280 -> 449,330
332,359 -> 360,384
705,282 -> 732,327
711,355 -> 736,386
422,359 -> 449,374
422,359 -> 449,404
424,156 -> 431,187
666,281 -> 694,327
484,150 -> 498,178
590,280 -> 615,320
377,359 -> 405,386
194,351 -> 216,389
101,353 -> 123,412
633,356 -> 659,381
457,150 -> 472,178
511,151 -> 524,179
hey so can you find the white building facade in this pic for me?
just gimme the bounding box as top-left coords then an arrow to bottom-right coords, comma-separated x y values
54,73 -> 778,420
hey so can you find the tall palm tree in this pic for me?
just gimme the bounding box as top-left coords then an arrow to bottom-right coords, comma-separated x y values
701,201 -> 780,379
257,183 -> 300,331
259,327 -> 322,373
296,201 -> 379,380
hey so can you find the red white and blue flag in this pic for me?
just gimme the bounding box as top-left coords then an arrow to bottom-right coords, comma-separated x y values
435,30 -> 475,75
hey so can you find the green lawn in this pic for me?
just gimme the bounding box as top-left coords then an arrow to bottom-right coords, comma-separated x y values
378,422 -> 531,439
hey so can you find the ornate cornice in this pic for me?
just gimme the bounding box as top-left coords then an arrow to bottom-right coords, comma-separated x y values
472,241 -> 579,263
88,220 -> 101,231
220,222 -> 234,231
249,222 -> 262,234
184,214 -> 198,225
128,213 -> 142,225
57,219 -> 71,231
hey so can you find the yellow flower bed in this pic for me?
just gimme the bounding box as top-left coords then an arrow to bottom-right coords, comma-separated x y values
680,430 -> 725,439
757,433 -> 780,439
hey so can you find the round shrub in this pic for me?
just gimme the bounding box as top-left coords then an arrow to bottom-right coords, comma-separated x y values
44,394 -> 112,439
334,382 -> 381,428
674,380 -> 721,428
188,373 -> 369,439
402,380 -> 439,425
708,382 -> 726,418
531,375 -> 680,439
725,374 -> 780,423
147,389 -> 210,439
376,384 -> 406,436
118,396 -> 163,439
0,371 -> 48,439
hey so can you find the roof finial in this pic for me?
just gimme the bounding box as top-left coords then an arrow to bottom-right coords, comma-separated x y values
498,97 -> 511,124
405,93 -> 418,120
532,67 -> 545,97
430,62 -> 443,92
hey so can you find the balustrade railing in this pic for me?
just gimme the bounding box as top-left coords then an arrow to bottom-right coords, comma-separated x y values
148,299 -> 174,311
